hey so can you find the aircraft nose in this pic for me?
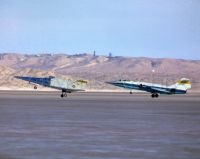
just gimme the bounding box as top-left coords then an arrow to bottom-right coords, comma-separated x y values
14,76 -> 21,79
106,81 -> 117,85
14,76 -> 30,81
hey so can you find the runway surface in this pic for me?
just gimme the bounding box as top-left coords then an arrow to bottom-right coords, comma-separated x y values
0,91 -> 200,159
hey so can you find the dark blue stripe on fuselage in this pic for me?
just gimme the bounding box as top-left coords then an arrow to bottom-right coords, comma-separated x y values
113,82 -> 186,94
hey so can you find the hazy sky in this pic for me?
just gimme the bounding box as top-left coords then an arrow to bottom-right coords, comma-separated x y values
0,0 -> 199,59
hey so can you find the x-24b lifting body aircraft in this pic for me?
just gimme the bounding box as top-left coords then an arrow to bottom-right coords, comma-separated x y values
15,76 -> 88,98
107,78 -> 191,98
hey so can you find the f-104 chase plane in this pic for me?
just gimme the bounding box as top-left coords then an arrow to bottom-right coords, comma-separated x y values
107,78 -> 191,98
15,76 -> 88,98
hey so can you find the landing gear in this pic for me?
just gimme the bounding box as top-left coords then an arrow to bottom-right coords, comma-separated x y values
61,90 -> 67,98
151,93 -> 159,98
61,93 -> 67,98
130,91 -> 133,94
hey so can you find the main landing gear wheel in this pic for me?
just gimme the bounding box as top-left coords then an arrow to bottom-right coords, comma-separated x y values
61,93 -> 67,98
61,90 -> 67,98
151,93 -> 159,98
130,91 -> 133,94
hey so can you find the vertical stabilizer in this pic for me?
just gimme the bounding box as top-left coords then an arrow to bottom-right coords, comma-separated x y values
174,78 -> 191,90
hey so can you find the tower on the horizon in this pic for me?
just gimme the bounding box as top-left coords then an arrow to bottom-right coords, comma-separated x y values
109,52 -> 112,58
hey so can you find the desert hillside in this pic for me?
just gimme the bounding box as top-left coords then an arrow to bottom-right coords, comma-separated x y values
0,53 -> 200,91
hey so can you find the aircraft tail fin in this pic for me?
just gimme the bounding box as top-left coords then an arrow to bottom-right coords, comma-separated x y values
76,80 -> 88,84
172,78 -> 191,90
75,80 -> 88,89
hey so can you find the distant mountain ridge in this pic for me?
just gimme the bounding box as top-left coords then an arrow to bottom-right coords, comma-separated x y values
0,53 -> 200,91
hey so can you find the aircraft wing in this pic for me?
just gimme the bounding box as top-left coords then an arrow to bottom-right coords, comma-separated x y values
15,76 -> 51,86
